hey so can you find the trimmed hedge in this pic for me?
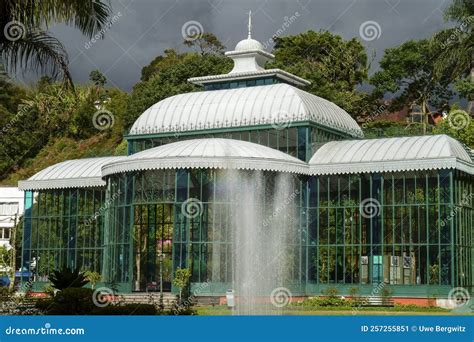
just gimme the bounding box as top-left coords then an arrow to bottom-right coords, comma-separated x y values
295,297 -> 351,307
47,288 -> 95,315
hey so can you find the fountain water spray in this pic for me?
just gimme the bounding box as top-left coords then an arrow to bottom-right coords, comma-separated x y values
226,170 -> 298,315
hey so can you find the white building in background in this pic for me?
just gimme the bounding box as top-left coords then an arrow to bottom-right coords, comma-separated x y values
0,187 -> 23,248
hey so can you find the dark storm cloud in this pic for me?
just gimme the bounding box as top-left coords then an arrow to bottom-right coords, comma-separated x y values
40,0 -> 451,91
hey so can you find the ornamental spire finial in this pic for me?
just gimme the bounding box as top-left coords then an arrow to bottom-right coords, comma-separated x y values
247,10 -> 252,39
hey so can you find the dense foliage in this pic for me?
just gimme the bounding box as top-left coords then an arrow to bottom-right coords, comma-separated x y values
370,39 -> 454,112
0,72 -> 127,183
270,30 -> 369,117
126,48 -> 232,130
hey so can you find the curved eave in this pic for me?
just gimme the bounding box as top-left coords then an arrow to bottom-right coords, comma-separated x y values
18,177 -> 105,191
188,69 -> 311,87
102,157 -> 309,178
224,49 -> 275,59
309,157 -> 474,176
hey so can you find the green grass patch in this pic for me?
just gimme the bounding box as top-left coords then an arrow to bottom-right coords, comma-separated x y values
195,304 -> 461,316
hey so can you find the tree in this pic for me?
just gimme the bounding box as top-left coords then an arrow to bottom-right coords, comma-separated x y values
140,49 -> 182,82
126,51 -> 232,130
269,30 -> 369,117
183,32 -> 226,55
0,64 -> 25,113
172,268 -> 191,303
89,70 -> 107,88
432,0 -> 473,112
0,246 -> 10,276
0,0 -> 111,88
370,39 -> 454,134
433,108 -> 474,148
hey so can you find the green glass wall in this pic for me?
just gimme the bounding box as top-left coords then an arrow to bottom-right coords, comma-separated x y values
304,170 -> 473,296
23,167 -> 472,296
21,188 -> 106,289
102,174 -> 133,292
453,170 -> 473,290
104,169 -> 302,294
127,125 -> 347,162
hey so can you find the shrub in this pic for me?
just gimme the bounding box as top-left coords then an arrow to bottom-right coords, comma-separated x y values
348,287 -> 360,297
84,271 -> 101,290
42,284 -> 55,297
381,287 -> 393,298
296,296 -> 350,308
47,288 -> 95,315
321,286 -> 339,297
35,298 -> 54,312
92,304 -> 157,315
0,287 -> 14,302
49,267 -> 89,290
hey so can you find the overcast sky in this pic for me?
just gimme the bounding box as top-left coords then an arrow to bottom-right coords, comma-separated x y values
19,0 -> 454,91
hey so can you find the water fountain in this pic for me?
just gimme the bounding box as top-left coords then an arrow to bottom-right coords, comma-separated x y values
226,170 -> 298,315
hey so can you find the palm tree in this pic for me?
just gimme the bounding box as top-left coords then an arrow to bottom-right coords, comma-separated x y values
0,0 -> 111,89
433,0 -> 473,112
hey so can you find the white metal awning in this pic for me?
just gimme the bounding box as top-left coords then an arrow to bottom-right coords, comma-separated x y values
18,157 -> 127,190
309,135 -> 474,175
101,138 -> 309,176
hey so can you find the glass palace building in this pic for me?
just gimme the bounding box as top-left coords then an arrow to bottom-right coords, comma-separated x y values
19,31 -> 473,301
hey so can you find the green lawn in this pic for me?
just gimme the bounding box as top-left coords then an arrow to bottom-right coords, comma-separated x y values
195,305 -> 469,316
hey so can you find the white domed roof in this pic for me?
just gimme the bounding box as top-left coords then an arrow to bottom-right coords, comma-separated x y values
129,83 -> 363,138
102,138 -> 309,176
309,135 -> 474,175
235,38 -> 264,51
